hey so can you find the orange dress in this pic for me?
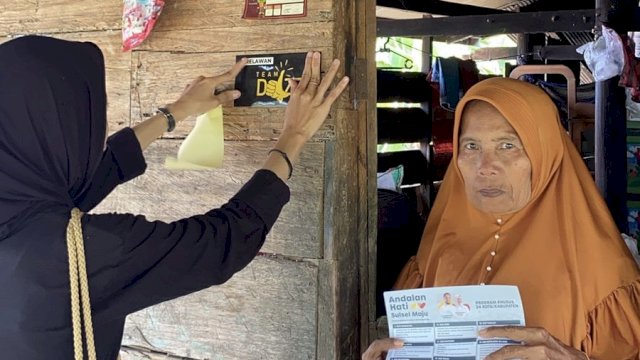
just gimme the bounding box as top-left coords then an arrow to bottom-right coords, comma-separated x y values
395,78 -> 640,359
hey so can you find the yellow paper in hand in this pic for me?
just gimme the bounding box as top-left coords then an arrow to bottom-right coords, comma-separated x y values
165,106 -> 224,170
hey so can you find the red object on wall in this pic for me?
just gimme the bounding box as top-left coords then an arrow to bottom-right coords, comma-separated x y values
122,0 -> 165,52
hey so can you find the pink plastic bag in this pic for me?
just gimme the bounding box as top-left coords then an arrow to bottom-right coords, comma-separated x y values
122,0 -> 165,52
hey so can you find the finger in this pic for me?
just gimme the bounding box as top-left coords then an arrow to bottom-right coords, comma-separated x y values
210,57 -> 248,84
315,59 -> 341,101
480,326 -> 549,345
192,75 -> 206,84
215,90 -> 242,104
307,51 -> 322,92
485,345 -> 547,360
362,339 -> 399,360
184,75 -> 206,92
297,51 -> 313,92
214,85 -> 231,96
323,76 -> 350,106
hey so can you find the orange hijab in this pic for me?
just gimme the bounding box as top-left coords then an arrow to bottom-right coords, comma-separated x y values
395,77 -> 640,353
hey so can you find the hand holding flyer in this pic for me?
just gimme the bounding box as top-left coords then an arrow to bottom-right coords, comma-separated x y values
384,285 -> 525,360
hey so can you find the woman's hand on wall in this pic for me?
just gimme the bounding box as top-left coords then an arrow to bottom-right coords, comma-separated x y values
281,51 -> 349,142
264,51 -> 350,181
168,58 -> 248,122
132,59 -> 247,150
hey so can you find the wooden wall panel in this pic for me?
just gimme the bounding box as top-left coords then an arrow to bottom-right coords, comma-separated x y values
156,0 -> 335,31
0,0 -> 121,36
120,256 -> 319,360
131,50 -> 335,140
0,0 -> 334,37
139,22 -> 334,52
93,140 -> 324,259
1,0 -> 367,358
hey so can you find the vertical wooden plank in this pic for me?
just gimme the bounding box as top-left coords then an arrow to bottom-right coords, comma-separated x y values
357,0 -> 379,351
329,107 -> 361,359
316,258 -> 335,360
318,0 -> 376,357
316,0 -> 354,357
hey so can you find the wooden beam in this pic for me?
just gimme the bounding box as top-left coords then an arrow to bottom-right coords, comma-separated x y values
378,108 -> 430,144
469,45 -> 584,61
377,9 -> 596,37
470,47 -> 517,61
433,35 -> 481,45
0,0 -> 335,36
139,22 -> 334,52
377,70 -> 431,103
535,45 -> 584,61
376,0 -> 507,16
376,5 -> 427,19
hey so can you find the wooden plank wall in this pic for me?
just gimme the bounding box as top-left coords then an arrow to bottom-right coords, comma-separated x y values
0,0 -> 373,359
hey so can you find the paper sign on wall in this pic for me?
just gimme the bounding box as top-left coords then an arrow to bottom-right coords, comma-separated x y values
242,0 -> 307,19
234,52 -> 307,107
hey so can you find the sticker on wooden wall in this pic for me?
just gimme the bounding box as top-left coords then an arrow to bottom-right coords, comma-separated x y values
234,53 -> 307,107
242,0 -> 307,19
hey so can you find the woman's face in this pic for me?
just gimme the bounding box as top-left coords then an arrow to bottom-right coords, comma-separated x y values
457,101 -> 532,214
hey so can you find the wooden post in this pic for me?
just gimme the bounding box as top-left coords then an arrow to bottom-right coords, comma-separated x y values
317,0 -> 377,358
517,34 -> 530,65
358,0 -> 379,355
594,0 -> 630,232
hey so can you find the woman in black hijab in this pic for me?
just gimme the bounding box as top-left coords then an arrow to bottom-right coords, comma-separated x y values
0,36 -> 349,359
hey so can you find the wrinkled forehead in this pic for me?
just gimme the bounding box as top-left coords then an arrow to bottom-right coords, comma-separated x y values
458,100 -> 520,137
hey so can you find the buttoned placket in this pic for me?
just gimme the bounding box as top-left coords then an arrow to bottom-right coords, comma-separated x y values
480,218 -> 502,286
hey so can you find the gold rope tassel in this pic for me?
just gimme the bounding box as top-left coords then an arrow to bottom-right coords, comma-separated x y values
66,208 -> 97,360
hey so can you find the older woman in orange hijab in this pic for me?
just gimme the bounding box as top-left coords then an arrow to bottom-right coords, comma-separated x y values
364,77 -> 640,359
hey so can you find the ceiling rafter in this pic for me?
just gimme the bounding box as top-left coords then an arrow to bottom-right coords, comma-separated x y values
376,0 -> 509,16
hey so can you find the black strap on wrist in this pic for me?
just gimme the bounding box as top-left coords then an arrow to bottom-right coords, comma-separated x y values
157,107 -> 176,132
269,149 -> 293,180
